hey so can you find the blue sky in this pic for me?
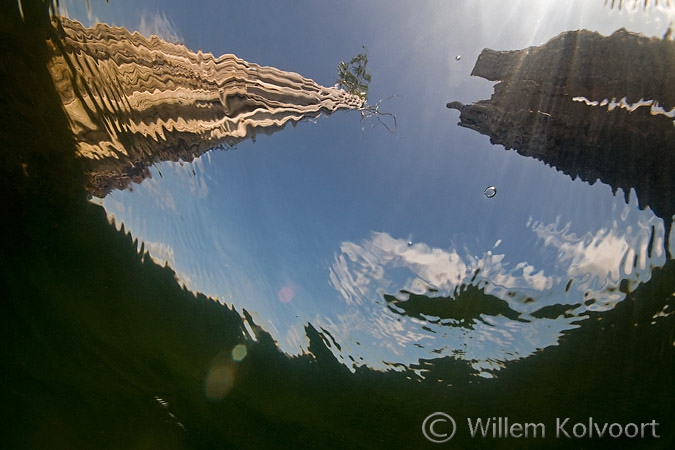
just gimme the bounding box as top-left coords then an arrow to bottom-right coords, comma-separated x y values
67,0 -> 673,377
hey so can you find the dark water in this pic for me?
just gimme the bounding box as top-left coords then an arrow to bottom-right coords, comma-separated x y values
1,1 -> 674,449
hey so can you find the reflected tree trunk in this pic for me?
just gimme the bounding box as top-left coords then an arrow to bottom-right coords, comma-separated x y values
448,29 -> 675,242
47,17 -> 364,197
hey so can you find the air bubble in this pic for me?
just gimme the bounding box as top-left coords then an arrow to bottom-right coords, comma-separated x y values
455,55 -> 461,61
484,186 -> 497,198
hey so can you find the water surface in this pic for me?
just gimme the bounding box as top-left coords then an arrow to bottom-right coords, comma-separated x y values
1,0 -> 674,448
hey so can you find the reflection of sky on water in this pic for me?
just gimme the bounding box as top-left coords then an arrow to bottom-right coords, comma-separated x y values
78,0 -> 674,377
323,199 -> 666,377
98,148 -> 669,378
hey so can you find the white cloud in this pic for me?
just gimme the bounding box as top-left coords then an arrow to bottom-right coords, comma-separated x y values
324,208 -> 666,378
329,231 -> 554,309
531,213 -> 664,311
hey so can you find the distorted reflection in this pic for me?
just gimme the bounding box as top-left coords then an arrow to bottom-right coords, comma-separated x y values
447,29 -> 675,230
4,0 -> 675,447
325,202 -> 666,377
59,5 -> 674,380
47,17 -> 363,197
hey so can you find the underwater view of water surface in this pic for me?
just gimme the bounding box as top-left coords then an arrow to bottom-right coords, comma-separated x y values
1,0 -> 674,448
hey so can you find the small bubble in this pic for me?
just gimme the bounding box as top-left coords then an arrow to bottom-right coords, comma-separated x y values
455,55 -> 461,61
484,186 -> 497,198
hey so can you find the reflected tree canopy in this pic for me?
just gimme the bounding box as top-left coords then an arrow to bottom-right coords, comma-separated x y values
336,48 -> 371,101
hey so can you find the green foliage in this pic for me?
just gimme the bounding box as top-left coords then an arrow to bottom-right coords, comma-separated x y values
336,47 -> 397,133
337,47 -> 372,101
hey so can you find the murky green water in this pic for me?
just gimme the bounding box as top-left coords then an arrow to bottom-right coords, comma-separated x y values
1,1 -> 674,448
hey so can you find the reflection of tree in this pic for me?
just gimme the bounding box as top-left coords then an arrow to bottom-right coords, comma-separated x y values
47,17 -> 365,197
447,29 -> 675,253
337,48 -> 371,101
337,47 -> 398,134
